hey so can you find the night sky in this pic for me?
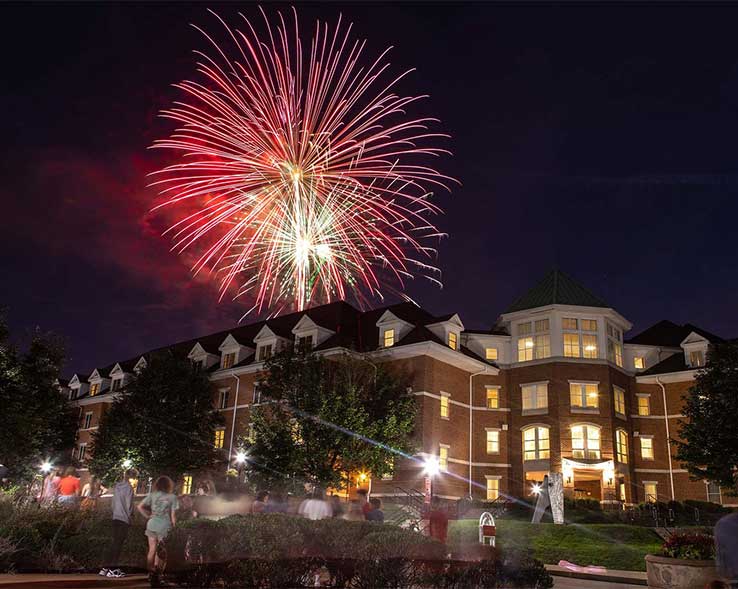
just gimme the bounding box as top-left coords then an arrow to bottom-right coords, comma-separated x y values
2,2 -> 737,374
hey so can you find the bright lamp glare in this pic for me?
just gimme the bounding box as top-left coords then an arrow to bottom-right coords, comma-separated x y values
122,459 -> 132,469
235,451 -> 247,464
531,483 -> 542,496
423,457 -> 440,477
40,462 -> 52,474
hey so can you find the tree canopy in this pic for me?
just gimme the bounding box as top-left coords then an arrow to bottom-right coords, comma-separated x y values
675,342 -> 738,494
0,311 -> 76,482
241,350 -> 417,492
89,352 -> 224,484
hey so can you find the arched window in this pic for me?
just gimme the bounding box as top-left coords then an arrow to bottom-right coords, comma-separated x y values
616,429 -> 628,464
522,426 -> 550,461
571,424 -> 600,460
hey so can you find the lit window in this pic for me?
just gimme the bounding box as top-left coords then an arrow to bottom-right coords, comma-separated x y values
383,329 -> 395,348
214,428 -> 226,449
634,357 -> 645,370
563,333 -> 580,358
607,324 -> 623,367
706,482 -> 722,504
448,332 -> 458,350
571,425 -> 601,459
614,386 -> 626,415
222,352 -> 236,369
290,419 -> 303,444
516,320 -> 550,362
569,383 -> 599,409
485,347 -> 498,361
258,344 -> 273,362
644,482 -> 657,503
640,437 -> 654,460
523,427 -> 550,461
83,412 -> 92,429
218,390 -> 229,410
689,350 -> 705,367
522,383 -> 548,413
582,319 -> 597,332
582,334 -> 598,358
439,446 -> 449,471
111,378 -> 122,392
616,430 -> 629,464
486,430 -> 500,454
89,383 -> 100,397
182,475 -> 192,495
486,478 -> 500,501
619,482 -> 627,502
486,387 -> 499,409
78,443 -> 87,462
440,395 -> 450,419
637,395 -> 650,416
562,318 -> 578,330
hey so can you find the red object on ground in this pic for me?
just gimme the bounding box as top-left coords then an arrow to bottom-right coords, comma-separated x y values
428,509 -> 449,543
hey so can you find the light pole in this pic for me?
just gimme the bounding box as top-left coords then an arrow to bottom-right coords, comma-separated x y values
234,451 -> 247,487
423,456 -> 440,504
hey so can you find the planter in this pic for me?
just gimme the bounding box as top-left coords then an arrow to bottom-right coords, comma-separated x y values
645,554 -> 719,589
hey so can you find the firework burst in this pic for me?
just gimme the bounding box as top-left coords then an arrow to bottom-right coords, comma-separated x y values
150,7 -> 456,315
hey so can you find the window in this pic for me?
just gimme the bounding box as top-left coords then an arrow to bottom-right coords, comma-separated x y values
569,383 -> 599,410
222,352 -> 236,369
297,335 -> 314,351
582,334 -> 598,358
562,317 -> 578,330
258,344 -> 273,362
634,357 -> 645,370
563,333 -> 580,358
182,475 -> 193,495
439,445 -> 449,471
214,428 -> 226,449
83,412 -> 92,429
383,329 -> 395,348
89,382 -> 100,397
706,482 -> 722,504
640,437 -> 654,460
448,332 -> 458,350
571,425 -> 601,459
252,383 -> 262,404
486,477 -> 500,501
440,394 -> 450,419
522,383 -> 548,413
68,388 -> 77,400
616,430 -> 629,464
613,386 -> 626,415
637,395 -> 651,416
485,347 -> 498,361
78,443 -> 87,462
517,319 -> 550,362
218,390 -> 229,410
607,323 -> 623,367
563,318 -> 598,359
486,387 -> 499,409
582,319 -> 597,332
644,482 -> 658,503
619,482 -> 627,502
523,427 -> 550,461
689,350 -> 705,367
486,430 -> 500,454
111,378 -> 122,392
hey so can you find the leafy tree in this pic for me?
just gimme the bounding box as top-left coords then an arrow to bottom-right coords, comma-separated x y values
89,352 -> 224,484
0,310 -> 76,482
675,342 -> 738,494
241,350 -> 416,492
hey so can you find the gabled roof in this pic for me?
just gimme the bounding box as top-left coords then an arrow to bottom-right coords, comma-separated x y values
504,269 -> 610,314
639,353 -> 690,376
626,320 -> 723,347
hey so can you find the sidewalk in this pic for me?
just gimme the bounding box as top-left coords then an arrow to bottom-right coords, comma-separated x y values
0,574 -> 148,588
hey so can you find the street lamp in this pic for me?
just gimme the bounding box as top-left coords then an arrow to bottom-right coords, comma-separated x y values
422,457 -> 440,504
235,451 -> 247,465
531,483 -> 542,496
122,459 -> 132,469
40,461 -> 52,474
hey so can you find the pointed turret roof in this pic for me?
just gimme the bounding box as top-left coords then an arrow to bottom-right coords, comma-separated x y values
504,269 -> 610,314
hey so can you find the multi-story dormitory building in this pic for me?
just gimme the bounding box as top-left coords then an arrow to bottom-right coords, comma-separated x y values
62,270 -> 735,506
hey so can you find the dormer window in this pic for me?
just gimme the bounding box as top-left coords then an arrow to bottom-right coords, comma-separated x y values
222,352 -> 236,369
69,387 -> 79,400
448,332 -> 458,350
383,329 -> 395,348
258,344 -> 273,362
111,378 -> 122,392
89,383 -> 100,397
485,347 -> 498,361
689,350 -> 705,367
296,335 -> 314,351
633,357 -> 645,370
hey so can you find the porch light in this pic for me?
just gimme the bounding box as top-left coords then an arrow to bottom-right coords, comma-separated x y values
235,451 -> 247,464
531,483 -> 542,495
423,457 -> 440,477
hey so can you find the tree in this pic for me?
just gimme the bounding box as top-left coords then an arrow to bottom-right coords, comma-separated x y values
89,352 -> 224,484
675,342 -> 738,494
0,310 -> 76,482
241,350 -> 417,492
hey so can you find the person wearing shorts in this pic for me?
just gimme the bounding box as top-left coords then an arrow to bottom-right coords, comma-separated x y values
138,476 -> 178,587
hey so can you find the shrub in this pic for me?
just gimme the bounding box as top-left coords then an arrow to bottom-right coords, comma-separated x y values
660,532 -> 715,561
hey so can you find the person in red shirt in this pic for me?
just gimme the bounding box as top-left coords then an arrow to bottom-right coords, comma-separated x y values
357,489 -> 371,519
427,497 -> 449,544
57,467 -> 81,506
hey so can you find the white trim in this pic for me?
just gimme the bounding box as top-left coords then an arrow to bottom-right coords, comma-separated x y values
637,370 -> 697,384
484,475 -> 502,480
485,427 -> 501,432
636,434 -> 654,439
412,391 -> 511,412
448,458 -> 512,467
519,380 -> 549,388
568,379 -> 600,385
520,422 -> 549,431
630,414 -> 684,420
635,468 -> 688,474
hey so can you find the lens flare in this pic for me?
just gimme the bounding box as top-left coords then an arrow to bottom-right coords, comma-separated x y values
150,8 -> 455,315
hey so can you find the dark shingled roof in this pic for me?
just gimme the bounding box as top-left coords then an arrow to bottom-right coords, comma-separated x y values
504,269 -> 609,313
626,320 -> 723,347
640,353 -> 690,376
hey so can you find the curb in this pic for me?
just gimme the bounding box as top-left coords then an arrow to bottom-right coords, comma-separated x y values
545,566 -> 648,586
0,575 -> 147,588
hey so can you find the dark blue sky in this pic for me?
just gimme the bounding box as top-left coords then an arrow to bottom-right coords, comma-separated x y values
1,2 -> 736,373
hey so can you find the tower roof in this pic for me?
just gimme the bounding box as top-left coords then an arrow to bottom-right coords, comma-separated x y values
504,269 -> 610,314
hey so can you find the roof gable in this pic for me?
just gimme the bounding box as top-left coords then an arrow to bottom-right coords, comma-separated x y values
218,333 -> 242,351
504,269 -> 609,314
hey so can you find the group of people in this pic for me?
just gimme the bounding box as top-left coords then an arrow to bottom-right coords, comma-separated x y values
249,487 -> 385,523
39,466 -> 106,508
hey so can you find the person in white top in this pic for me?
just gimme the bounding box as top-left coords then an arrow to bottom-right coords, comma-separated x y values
298,488 -> 333,520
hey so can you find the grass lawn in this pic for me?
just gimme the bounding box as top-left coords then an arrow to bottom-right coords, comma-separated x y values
448,519 -> 662,571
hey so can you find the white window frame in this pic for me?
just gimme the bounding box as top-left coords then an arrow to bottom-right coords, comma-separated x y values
522,425 -> 550,461
639,435 -> 654,461
616,429 -> 629,464
257,344 -> 273,363
613,386 -> 626,417
636,394 -> 651,416
383,329 -> 395,348
221,351 -> 236,369
643,481 -> 658,503
440,392 -> 450,420
571,424 -> 601,460
521,382 -> 548,415
218,389 -> 229,410
83,412 -> 93,430
448,331 -> 458,350
439,444 -> 450,471
633,356 -> 645,370
706,481 -> 722,504
485,475 -> 501,501
562,317 -> 599,359
607,323 -> 624,367
485,386 -> 500,409
111,378 -> 123,392
78,443 -> 87,462
252,382 -> 262,405
485,347 -> 498,361
485,428 -> 500,454
569,381 -> 599,411
516,319 -> 551,362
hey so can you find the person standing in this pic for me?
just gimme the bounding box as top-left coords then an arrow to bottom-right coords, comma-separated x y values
40,468 -> 62,505
57,467 -> 81,507
298,488 -> 332,520
427,497 -> 449,544
356,489 -> 371,519
99,469 -> 137,579
715,511 -> 738,587
138,476 -> 178,588
81,476 -> 106,510
329,494 -> 344,519
250,490 -> 269,514
366,498 -> 384,523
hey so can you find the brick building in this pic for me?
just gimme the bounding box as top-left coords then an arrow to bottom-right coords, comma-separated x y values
63,270 -> 734,506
